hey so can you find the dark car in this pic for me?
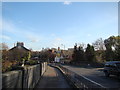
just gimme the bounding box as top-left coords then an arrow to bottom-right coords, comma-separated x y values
104,61 -> 120,78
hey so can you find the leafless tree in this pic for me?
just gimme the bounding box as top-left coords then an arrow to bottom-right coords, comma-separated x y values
92,38 -> 106,51
0,43 -> 9,50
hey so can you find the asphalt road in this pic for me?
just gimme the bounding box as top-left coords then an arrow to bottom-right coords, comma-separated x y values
34,65 -> 71,88
62,65 -> 120,88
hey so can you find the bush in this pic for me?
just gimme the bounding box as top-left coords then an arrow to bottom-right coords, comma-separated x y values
25,60 -> 38,65
2,60 -> 18,73
2,59 -> 39,73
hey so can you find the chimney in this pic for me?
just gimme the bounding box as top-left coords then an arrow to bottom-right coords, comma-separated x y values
17,42 -> 24,47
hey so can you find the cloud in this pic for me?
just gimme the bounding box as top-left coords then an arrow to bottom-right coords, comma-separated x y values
2,19 -> 42,42
51,33 -> 56,37
3,19 -> 17,33
87,34 -> 91,37
26,33 -> 40,43
2,19 -> 45,51
51,37 -> 63,48
63,1 -> 72,5
55,38 -> 62,41
30,39 -> 39,43
0,35 -> 11,40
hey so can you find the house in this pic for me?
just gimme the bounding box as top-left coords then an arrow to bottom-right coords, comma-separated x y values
62,48 -> 74,59
9,42 -> 30,51
9,42 -> 30,61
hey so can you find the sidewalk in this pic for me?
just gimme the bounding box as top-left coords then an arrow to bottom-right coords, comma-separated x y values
34,65 -> 70,88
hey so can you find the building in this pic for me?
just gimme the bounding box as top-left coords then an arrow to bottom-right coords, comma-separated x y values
54,47 -> 61,62
51,48 -> 57,53
62,48 -> 74,59
9,42 -> 30,51
9,42 -> 30,61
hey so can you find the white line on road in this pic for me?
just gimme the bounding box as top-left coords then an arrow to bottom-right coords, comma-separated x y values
62,65 -> 107,88
79,74 -> 106,88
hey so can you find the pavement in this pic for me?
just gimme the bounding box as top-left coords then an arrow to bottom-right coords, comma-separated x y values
34,65 -> 71,89
62,65 -> 120,88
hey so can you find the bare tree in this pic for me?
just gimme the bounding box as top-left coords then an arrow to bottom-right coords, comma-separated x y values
92,38 -> 106,51
77,43 -> 86,51
1,43 -> 9,61
0,43 -> 9,50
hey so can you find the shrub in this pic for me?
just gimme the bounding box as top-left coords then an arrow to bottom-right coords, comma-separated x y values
2,60 -> 18,73
2,59 -> 38,73
25,60 -> 38,65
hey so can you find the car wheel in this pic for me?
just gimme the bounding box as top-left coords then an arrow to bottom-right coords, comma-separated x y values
104,71 -> 110,77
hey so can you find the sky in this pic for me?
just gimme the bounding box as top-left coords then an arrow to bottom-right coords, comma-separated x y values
1,2 -> 118,51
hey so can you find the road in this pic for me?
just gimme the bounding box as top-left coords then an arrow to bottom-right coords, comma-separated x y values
34,65 -> 71,88
62,65 -> 120,88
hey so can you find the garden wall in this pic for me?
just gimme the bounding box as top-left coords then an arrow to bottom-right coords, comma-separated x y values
2,62 -> 47,89
41,62 -> 47,75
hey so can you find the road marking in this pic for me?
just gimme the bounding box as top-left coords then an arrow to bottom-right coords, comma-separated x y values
79,74 -> 106,88
52,64 -> 106,88
62,65 -> 106,88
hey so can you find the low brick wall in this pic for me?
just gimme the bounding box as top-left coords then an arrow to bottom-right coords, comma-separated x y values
2,62 -> 47,89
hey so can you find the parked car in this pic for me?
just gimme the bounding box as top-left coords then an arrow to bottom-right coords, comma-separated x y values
103,61 -> 120,79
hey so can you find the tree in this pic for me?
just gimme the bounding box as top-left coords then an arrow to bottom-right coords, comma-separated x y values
114,44 -> 120,61
72,43 -> 78,62
114,36 -> 120,61
39,49 -> 51,62
0,43 -> 9,50
85,44 -> 96,62
48,50 -> 56,62
78,46 -> 85,62
92,38 -> 105,50
92,38 -> 106,62
104,36 -> 119,61
1,43 -> 9,61
72,43 -> 85,62
22,51 -> 31,61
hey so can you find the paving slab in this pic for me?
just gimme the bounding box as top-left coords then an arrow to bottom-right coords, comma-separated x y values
34,66 -> 70,88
